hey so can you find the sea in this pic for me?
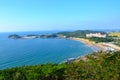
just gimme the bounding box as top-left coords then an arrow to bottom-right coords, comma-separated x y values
0,31 -> 94,69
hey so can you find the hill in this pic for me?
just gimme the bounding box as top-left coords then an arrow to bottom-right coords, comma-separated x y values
57,30 -> 106,38
0,51 -> 120,80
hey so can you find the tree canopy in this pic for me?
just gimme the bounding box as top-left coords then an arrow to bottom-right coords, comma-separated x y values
0,51 -> 120,80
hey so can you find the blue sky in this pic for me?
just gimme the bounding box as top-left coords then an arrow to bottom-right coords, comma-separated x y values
0,0 -> 120,32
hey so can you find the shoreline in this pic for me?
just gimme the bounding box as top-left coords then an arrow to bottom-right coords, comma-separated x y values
69,37 -> 120,51
69,37 -> 106,52
64,37 -> 120,63
63,37 -> 105,63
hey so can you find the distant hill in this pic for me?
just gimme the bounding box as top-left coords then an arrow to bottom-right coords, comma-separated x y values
57,30 -> 106,38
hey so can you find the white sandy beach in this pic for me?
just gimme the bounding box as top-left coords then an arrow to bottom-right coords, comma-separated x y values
70,37 -> 120,52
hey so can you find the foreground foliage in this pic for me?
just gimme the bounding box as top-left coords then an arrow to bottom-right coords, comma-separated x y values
0,51 -> 120,80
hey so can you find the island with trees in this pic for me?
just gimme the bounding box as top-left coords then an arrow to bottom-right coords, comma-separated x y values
8,34 -> 58,39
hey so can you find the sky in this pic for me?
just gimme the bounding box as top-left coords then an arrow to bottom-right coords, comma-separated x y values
0,0 -> 120,32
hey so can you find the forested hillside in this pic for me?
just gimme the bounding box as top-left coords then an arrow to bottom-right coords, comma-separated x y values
0,51 -> 120,80
57,30 -> 106,38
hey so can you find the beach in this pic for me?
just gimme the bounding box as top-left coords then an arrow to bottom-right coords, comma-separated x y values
70,37 -> 106,52
99,43 -> 120,51
68,37 -> 120,62
70,37 -> 120,52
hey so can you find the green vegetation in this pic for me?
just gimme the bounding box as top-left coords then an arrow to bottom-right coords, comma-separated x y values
108,32 -> 120,46
8,34 -> 58,39
87,37 -> 113,43
57,30 -> 114,42
109,32 -> 120,37
40,34 -> 58,38
0,51 -> 120,80
57,30 -> 106,38
113,39 -> 120,46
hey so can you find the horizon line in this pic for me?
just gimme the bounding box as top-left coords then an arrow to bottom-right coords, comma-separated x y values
0,29 -> 120,33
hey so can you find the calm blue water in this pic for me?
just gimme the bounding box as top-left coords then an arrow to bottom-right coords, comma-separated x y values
0,31 -> 94,69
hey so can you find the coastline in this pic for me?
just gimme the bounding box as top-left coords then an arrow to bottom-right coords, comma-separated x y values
69,37 -> 106,52
69,37 -> 120,51
65,37 -> 120,63
63,37 -> 105,63
99,42 -> 120,51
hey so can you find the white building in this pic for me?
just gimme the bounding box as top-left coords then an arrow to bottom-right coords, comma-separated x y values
86,33 -> 106,38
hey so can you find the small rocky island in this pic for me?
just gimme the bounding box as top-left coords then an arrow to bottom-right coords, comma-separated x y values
8,34 -> 22,39
8,34 -> 58,39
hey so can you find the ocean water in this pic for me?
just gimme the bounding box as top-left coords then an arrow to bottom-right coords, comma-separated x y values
0,31 -> 94,69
